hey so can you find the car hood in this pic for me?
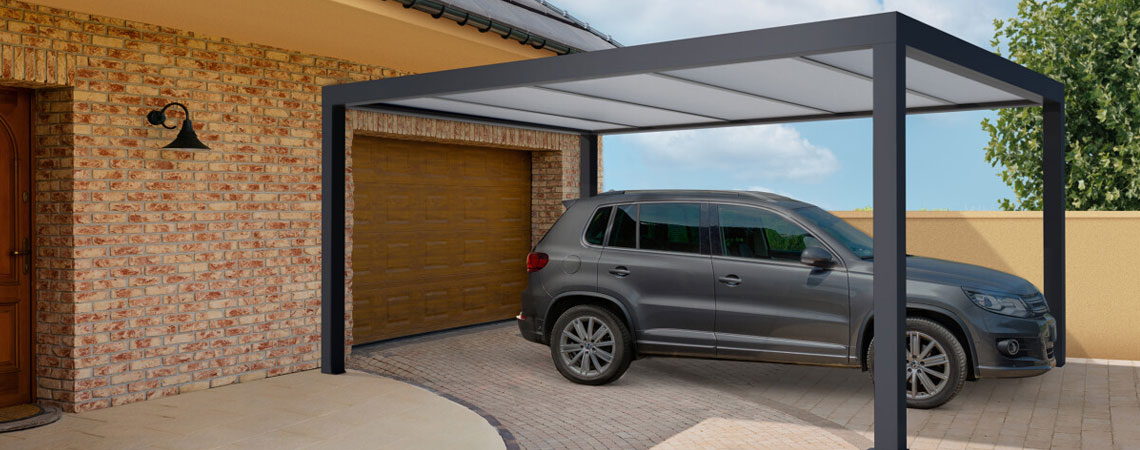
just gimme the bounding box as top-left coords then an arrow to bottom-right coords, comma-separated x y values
900,256 -> 1038,296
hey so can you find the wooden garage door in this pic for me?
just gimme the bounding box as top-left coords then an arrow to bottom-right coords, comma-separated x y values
352,137 -> 532,344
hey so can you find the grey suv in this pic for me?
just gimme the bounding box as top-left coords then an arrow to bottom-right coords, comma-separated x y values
517,190 -> 1056,408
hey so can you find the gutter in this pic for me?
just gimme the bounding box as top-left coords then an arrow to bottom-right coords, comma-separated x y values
510,0 -> 620,47
389,0 -> 619,55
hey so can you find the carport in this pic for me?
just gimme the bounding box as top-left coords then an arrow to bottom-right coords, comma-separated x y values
320,12 -> 1065,449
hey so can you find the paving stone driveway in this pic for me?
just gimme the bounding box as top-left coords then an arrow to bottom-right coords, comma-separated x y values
349,322 -> 1140,450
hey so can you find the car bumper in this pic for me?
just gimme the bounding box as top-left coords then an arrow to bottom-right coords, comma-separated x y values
974,313 -> 1057,379
517,312 -> 543,344
976,363 -> 1053,378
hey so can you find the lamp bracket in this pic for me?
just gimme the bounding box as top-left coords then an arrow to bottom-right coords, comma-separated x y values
146,102 -> 191,130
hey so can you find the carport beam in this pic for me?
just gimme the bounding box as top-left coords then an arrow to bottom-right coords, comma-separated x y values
321,102 -> 346,375
1043,99 -> 1065,367
580,134 -> 599,198
871,41 -> 907,450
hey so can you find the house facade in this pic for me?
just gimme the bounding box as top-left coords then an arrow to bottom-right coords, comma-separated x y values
0,0 -> 613,412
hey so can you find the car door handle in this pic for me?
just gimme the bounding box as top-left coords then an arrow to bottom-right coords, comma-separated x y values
609,266 -> 631,277
717,274 -> 741,286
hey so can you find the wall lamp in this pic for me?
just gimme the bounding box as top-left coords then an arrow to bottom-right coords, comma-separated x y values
146,102 -> 210,149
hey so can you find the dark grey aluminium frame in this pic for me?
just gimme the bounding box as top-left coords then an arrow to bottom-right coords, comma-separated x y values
320,13 -> 1064,449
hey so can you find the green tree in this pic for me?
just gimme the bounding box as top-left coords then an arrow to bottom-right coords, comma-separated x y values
984,0 -> 1140,210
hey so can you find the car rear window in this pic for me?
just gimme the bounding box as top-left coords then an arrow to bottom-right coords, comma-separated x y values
608,204 -> 638,248
638,203 -> 701,254
584,206 -> 612,245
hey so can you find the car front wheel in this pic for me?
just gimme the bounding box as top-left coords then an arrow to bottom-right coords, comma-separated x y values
550,305 -> 633,385
868,317 -> 968,409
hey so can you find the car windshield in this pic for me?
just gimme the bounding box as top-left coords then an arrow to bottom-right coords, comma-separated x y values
794,206 -> 875,259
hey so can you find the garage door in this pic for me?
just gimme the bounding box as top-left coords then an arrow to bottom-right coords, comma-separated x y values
352,137 -> 532,344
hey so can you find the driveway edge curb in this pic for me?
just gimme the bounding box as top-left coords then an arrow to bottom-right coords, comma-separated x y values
351,368 -> 520,450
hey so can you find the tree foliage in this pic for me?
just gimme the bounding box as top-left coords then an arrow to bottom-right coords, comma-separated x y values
984,0 -> 1140,210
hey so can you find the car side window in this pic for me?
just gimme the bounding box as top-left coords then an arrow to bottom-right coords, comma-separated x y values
584,206 -> 612,245
608,204 -> 637,249
719,205 -> 770,259
718,204 -> 814,261
638,203 -> 701,254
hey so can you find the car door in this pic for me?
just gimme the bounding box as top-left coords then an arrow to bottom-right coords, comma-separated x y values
596,202 -> 716,357
711,203 -> 850,363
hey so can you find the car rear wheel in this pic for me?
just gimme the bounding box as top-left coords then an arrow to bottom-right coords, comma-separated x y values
868,317 -> 967,409
550,305 -> 633,385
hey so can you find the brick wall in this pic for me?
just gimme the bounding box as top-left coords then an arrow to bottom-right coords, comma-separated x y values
0,0 -> 588,412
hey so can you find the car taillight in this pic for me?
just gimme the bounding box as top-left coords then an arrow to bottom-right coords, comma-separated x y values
526,252 -> 549,272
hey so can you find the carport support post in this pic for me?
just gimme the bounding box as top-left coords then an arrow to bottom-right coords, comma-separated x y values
1043,99 -> 1065,367
871,42 -> 907,450
321,101 -> 346,374
580,134 -> 599,198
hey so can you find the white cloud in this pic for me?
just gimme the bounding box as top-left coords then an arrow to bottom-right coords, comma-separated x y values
568,0 -> 879,45
882,0 -> 1007,46
626,125 -> 839,180
566,0 -> 1007,47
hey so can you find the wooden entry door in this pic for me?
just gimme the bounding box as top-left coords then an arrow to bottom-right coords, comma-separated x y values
0,88 -> 32,408
352,137 -> 532,344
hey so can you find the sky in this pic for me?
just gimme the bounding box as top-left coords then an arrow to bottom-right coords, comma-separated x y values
565,0 -> 1023,210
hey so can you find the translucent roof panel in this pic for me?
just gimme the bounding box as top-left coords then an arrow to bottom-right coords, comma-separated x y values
809,49 -> 1025,105
439,87 -> 720,127
351,13 -> 1060,134
905,58 -> 1026,104
542,73 -> 825,121
385,97 -> 628,131
664,58 -> 871,113
664,54 -> 947,113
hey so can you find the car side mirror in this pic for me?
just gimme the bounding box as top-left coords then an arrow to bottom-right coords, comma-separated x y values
800,246 -> 835,268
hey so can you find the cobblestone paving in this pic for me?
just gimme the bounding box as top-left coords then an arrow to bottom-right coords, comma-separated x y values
350,322 -> 858,449
350,322 -> 1140,450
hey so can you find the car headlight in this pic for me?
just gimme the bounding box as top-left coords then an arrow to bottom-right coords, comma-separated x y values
963,288 -> 1032,318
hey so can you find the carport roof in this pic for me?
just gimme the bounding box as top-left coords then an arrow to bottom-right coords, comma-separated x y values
325,12 -> 1063,135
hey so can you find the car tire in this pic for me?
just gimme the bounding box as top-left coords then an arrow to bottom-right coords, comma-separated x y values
550,305 -> 633,385
868,317 -> 968,409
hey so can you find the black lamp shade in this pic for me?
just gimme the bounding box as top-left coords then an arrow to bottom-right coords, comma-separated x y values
165,119 -> 210,149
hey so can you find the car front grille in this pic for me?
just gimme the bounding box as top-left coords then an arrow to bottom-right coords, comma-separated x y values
1021,293 -> 1049,315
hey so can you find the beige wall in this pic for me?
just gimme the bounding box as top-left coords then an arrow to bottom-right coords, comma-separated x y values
833,211 -> 1140,361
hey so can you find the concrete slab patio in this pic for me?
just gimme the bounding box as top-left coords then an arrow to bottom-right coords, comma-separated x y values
351,321 -> 1140,450
0,370 -> 505,450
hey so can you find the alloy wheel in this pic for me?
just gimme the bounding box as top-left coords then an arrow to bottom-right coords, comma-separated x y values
558,316 -> 615,377
905,330 -> 950,400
